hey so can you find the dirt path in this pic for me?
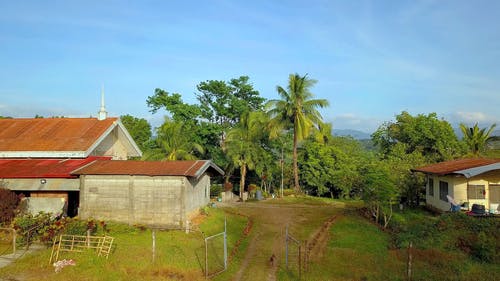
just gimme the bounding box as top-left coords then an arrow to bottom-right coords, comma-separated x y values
226,200 -> 341,281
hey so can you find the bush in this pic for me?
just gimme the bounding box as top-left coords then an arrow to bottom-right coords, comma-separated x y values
0,186 -> 20,225
12,212 -> 56,245
389,210 -> 500,263
471,231 -> 497,263
63,218 -> 89,235
282,189 -> 297,197
210,184 -> 223,198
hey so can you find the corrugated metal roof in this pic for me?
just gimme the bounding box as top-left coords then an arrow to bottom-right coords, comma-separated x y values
72,160 -> 224,178
413,158 -> 500,176
0,117 -> 118,152
454,163 -> 500,178
0,157 -> 110,178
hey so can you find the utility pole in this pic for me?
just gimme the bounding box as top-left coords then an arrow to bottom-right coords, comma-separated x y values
281,146 -> 284,198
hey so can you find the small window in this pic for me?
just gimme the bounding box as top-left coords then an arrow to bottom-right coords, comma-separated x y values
439,181 -> 448,201
428,178 -> 434,197
467,184 -> 485,200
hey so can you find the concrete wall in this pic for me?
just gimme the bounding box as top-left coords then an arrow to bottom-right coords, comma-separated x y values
1,178 -> 79,192
426,171 -> 500,212
184,174 -> 210,219
79,174 -> 210,227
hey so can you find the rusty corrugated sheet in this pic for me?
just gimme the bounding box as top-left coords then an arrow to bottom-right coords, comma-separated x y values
0,117 -> 118,152
413,158 -> 500,175
0,157 -> 110,178
72,160 -> 223,177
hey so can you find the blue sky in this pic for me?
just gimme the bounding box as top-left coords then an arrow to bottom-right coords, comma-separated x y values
0,0 -> 499,133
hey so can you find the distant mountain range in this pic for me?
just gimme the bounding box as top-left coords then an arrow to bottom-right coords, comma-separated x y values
333,128 -> 500,141
333,129 -> 371,140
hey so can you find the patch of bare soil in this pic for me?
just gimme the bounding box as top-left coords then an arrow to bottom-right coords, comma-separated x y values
305,215 -> 340,262
226,201 -> 339,281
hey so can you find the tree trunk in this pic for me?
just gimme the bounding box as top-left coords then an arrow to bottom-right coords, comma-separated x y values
239,164 -> 247,200
383,202 -> 393,229
293,125 -> 300,193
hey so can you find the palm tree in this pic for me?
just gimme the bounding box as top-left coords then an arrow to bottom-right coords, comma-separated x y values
225,111 -> 268,199
460,123 -> 497,156
267,73 -> 329,192
143,117 -> 204,160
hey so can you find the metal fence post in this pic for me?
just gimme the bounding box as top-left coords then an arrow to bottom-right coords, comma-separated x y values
224,217 -> 227,270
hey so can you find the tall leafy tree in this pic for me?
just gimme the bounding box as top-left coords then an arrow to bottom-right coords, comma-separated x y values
267,73 -> 329,193
225,111 -> 269,199
361,161 -> 398,228
372,111 -> 463,162
143,118 -> 204,161
300,134 -> 367,199
120,114 -> 153,151
146,89 -> 201,124
460,123 -> 497,156
197,76 -> 265,126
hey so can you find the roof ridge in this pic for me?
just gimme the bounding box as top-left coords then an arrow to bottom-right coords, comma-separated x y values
185,160 -> 203,176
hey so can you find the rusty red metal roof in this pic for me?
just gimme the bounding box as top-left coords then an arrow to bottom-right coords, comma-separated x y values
0,117 -> 118,152
72,160 -> 224,178
413,158 -> 500,175
0,157 -> 110,178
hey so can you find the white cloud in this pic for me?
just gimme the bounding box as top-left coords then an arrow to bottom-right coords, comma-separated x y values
447,111 -> 499,127
328,113 -> 382,133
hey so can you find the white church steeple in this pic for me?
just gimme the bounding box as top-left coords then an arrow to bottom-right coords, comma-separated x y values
97,85 -> 108,120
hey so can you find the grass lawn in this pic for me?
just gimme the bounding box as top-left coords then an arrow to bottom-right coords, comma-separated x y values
2,198 -> 498,281
0,206 -> 248,281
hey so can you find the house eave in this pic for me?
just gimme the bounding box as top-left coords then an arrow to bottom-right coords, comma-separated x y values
0,151 -> 86,158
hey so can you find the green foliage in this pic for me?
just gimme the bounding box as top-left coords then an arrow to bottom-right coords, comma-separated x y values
147,89 -> 202,123
362,162 -> 399,228
300,135 -> 367,198
120,114 -> 153,151
0,185 -> 20,225
282,189 -> 297,197
460,122 -> 497,156
225,111 -> 270,198
390,211 -> 499,264
267,73 -> 329,192
63,218 -> 89,235
12,212 -> 56,245
143,117 -> 204,160
210,184 -> 223,198
372,111 -> 463,162
197,76 -> 264,126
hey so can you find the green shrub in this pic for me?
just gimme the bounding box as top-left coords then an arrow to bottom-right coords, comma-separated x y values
282,188 -> 296,196
389,210 -> 500,263
200,205 -> 210,216
63,218 -> 89,235
471,231 -> 497,263
210,184 -> 223,198
12,212 -> 56,245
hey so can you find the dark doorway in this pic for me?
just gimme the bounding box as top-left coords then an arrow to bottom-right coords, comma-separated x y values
67,191 -> 79,217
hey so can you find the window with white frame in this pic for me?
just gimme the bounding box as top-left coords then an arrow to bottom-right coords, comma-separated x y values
467,184 -> 485,200
428,178 -> 434,196
439,181 -> 448,201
